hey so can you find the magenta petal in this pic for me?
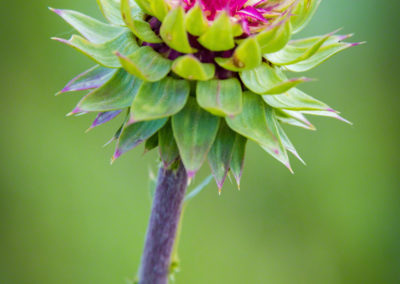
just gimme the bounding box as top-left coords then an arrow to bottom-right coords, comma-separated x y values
237,6 -> 268,22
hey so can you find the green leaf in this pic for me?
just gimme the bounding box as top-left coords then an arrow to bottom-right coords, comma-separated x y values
74,69 -> 142,112
240,63 -> 310,95
130,77 -> 190,122
144,133 -> 159,152
264,31 -> 335,66
208,121 -> 236,190
159,120 -> 179,167
172,55 -> 215,81
184,175 -> 213,202
113,118 -> 167,160
50,8 -> 126,43
291,0 -> 321,34
215,37 -> 261,71
263,88 -> 330,111
230,134 -> 247,189
185,4 -> 208,36
116,46 -> 172,82
52,31 -> 138,68
275,109 -> 316,130
196,78 -> 242,117
285,41 -> 357,72
198,11 -> 235,51
226,91 -> 289,168
172,98 -> 220,177
257,15 -> 292,54
121,0 -> 162,43
57,65 -> 117,94
160,7 -> 196,53
263,106 -> 290,170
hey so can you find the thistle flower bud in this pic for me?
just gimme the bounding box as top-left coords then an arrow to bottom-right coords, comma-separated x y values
51,0 -> 361,190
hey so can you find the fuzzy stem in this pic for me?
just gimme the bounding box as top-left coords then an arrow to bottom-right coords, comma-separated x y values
138,161 -> 188,284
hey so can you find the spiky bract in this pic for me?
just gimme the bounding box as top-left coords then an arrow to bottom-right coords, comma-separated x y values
51,0 -> 360,190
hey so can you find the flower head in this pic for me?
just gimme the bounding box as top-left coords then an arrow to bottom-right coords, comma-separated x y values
51,0 -> 362,191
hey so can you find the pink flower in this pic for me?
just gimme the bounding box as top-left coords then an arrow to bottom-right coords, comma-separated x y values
182,0 -> 277,27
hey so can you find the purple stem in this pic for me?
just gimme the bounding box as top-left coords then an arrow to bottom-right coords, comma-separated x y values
138,161 -> 188,284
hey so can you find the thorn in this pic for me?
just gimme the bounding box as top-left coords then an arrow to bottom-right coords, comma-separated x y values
111,150 -> 122,164
187,177 -> 193,186
337,33 -> 354,41
51,37 -> 68,44
326,108 -> 338,113
85,127 -> 94,133
127,116 -> 136,125
49,7 -> 62,15
350,41 -> 366,47
103,138 -> 115,148
66,107 -> 82,117
218,188 -> 222,196
187,170 -> 196,180
285,162 -> 294,174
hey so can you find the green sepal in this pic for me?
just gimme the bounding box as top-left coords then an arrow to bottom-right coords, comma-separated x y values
240,63 -> 310,95
276,123 -> 304,165
172,98 -> 220,178
226,91 -> 289,169
291,0 -> 321,34
121,0 -> 162,43
185,3 -> 208,36
198,11 -> 235,51
265,31 -> 336,66
150,0 -> 169,21
52,32 -> 138,68
116,46 -> 172,82
302,110 -> 351,125
275,109 -> 316,130
74,69 -> 142,112
215,37 -> 261,71
50,8 -> 126,43
113,118 -> 167,160
263,106 -> 291,170
257,15 -> 292,54
208,121 -> 236,190
230,134 -> 247,189
232,23 -> 243,37
285,41 -> 357,72
158,120 -> 180,167
263,88 -> 331,111
132,0 -> 154,16
57,65 -> 117,95
130,77 -> 190,122
196,78 -> 242,117
144,133 -> 159,153
172,55 -> 215,81
160,7 -> 196,53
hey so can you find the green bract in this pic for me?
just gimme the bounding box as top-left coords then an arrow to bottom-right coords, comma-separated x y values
52,0 -> 361,191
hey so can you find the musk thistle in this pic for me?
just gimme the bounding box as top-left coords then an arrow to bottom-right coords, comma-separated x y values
51,0 -> 361,282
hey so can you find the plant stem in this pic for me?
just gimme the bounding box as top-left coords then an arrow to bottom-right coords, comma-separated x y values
138,161 -> 188,284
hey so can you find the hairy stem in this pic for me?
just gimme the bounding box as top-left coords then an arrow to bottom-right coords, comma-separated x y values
138,161 -> 188,284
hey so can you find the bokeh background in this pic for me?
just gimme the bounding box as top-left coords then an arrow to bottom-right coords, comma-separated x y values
1,0 -> 399,283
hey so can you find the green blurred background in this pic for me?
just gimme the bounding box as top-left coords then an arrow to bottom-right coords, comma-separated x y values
1,0 -> 399,283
